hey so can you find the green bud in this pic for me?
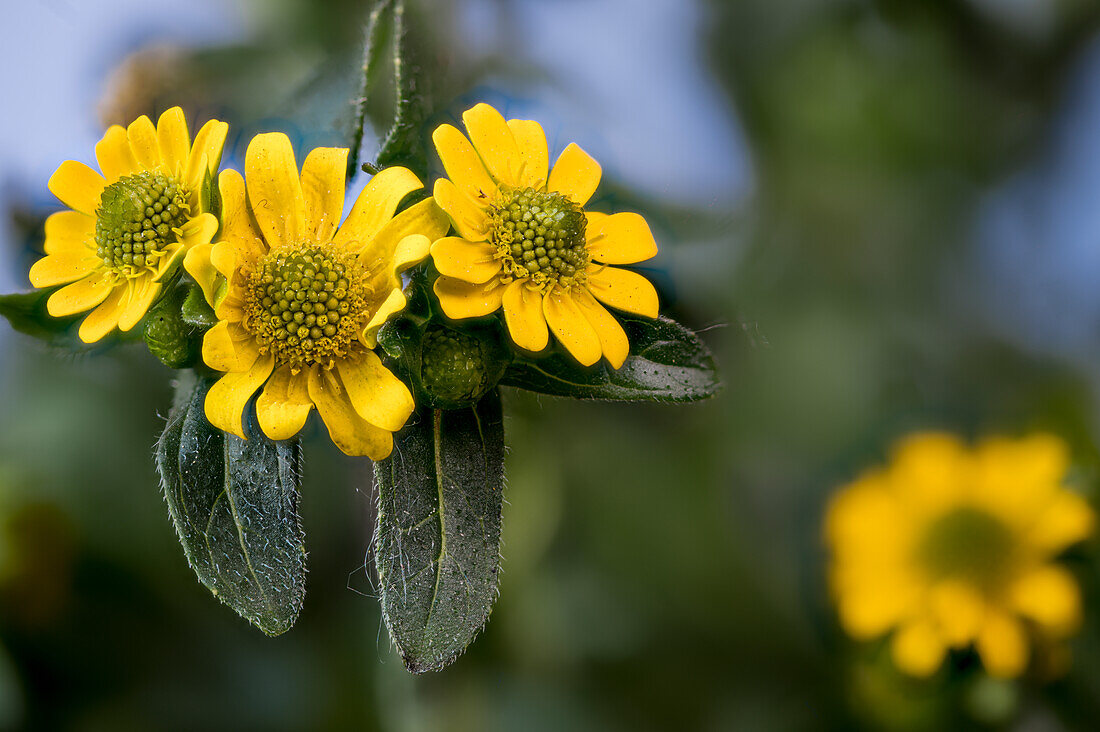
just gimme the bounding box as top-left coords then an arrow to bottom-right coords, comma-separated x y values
419,326 -> 489,406
144,286 -> 198,368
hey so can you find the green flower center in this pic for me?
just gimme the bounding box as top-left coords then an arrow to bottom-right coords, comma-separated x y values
419,325 -> 487,403
243,245 -> 374,371
488,187 -> 589,291
917,507 -> 1016,588
95,171 -> 189,276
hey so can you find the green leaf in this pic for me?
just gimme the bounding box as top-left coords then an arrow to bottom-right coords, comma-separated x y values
500,315 -> 722,402
351,0 -> 432,177
374,390 -> 505,673
0,289 -> 80,344
156,372 -> 306,636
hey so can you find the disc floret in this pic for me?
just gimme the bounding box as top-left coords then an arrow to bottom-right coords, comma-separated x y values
94,171 -> 190,277
243,245 -> 373,372
488,187 -> 589,291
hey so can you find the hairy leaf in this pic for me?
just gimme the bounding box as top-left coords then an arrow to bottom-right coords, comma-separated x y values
500,315 -> 722,402
0,289 -> 81,345
373,389 -> 505,672
156,372 -> 306,636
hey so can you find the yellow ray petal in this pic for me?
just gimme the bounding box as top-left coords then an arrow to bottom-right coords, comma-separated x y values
361,198 -> 450,277
501,281 -> 548,353
245,132 -> 306,248
586,265 -> 659,318
891,618 -> 946,677
184,243 -> 220,307
888,432 -> 969,517
337,351 -> 414,432
177,212 -> 219,249
210,241 -> 240,281
29,250 -> 100,288
218,169 -> 266,261
118,278 -> 161,331
48,161 -> 106,216
507,118 -> 549,190
44,210 -> 95,255
433,178 -> 490,241
126,115 -> 162,170
205,355 -> 276,440
462,103 -> 522,187
392,234 -> 432,276
433,276 -> 504,319
300,147 -> 348,243
257,365 -> 314,441
544,286 -> 602,366
332,166 -> 422,251
95,125 -> 137,182
185,119 -> 229,193
156,107 -> 190,175
307,366 -> 395,458
1028,491 -> 1095,555
203,320 -> 261,373
77,284 -> 129,343
977,612 -> 1029,678
361,289 -> 407,349
153,244 -> 185,282
430,236 -> 501,284
929,580 -> 985,647
586,212 -> 658,265
47,272 -> 114,317
432,123 -> 498,202
572,287 -> 629,368
547,143 -> 601,206
1010,565 -> 1081,634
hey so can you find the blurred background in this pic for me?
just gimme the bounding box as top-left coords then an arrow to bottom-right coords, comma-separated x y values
5,0 -> 1100,729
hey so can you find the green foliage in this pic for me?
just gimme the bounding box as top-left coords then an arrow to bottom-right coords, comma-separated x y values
501,315 -> 722,402
373,390 -> 505,672
155,372 -> 307,636
0,289 -> 80,346
180,286 -> 217,329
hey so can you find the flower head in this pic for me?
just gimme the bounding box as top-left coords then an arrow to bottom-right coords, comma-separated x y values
429,103 -> 660,368
826,432 -> 1094,678
192,133 -> 448,458
30,108 -> 227,342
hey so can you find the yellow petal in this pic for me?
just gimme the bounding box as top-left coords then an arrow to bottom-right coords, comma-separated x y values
210,241 -> 240,281
48,161 -> 106,216
332,166 -> 422,251
218,169 -> 266,261
586,212 -> 658,265
156,107 -> 190,175
462,103 -> 522,187
430,236 -> 501,284
392,234 -> 432,276
307,366 -> 395,458
301,147 -> 348,243
891,619 -> 946,677
547,143 -> 601,206
432,123 -> 498,202
153,244 -> 185,283
930,580 -> 985,646
507,118 -> 549,190
501,281 -> 548,353
185,119 -> 229,193
44,211 -> 95,255
544,286 -> 601,366
117,278 -> 160,331
245,132 -> 306,248
257,365 -> 314,441
29,251 -> 99,288
433,178 -> 490,240
77,284 -> 129,343
184,243 -> 220,307
888,433 -> 969,517
1010,565 -> 1081,634
205,355 -> 276,440
433,276 -> 504,319
586,265 -> 659,318
573,287 -> 629,368
47,272 -> 114,317
834,573 -> 919,639
126,115 -> 162,170
973,434 -> 1071,526
337,351 -> 414,432
361,289 -> 407,348
95,125 -> 137,182
177,212 -> 219,249
362,198 -> 450,278
1028,491 -> 1095,555
977,612 -> 1029,678
203,320 -> 260,373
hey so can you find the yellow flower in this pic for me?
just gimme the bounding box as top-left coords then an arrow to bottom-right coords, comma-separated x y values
191,133 -> 449,458
826,432 -> 1094,679
429,103 -> 659,368
29,107 -> 227,342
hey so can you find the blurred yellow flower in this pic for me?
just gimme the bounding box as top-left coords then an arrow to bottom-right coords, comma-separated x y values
190,133 -> 448,458
29,107 -> 227,342
429,103 -> 659,368
826,432 -> 1094,679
